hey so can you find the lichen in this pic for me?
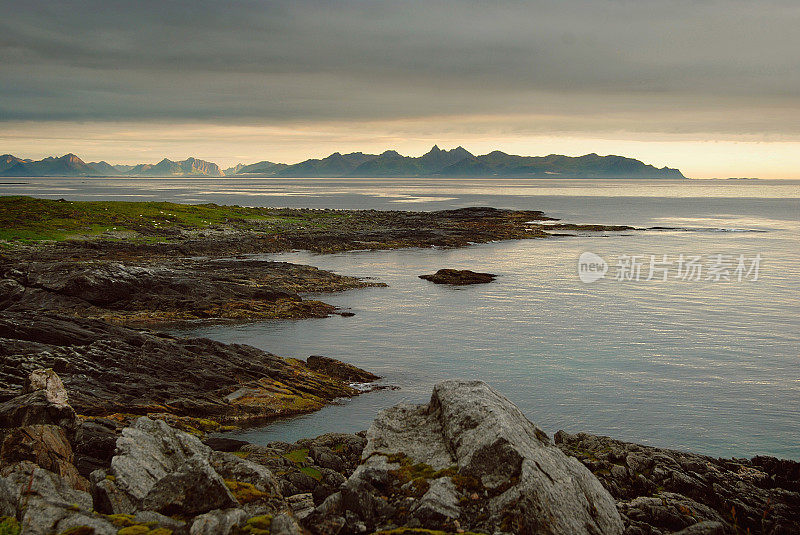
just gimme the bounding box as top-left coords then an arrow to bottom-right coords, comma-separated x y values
224,480 -> 269,504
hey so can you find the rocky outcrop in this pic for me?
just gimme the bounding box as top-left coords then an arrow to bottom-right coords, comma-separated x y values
0,257 -> 380,325
419,268 -> 497,285
0,312 -> 379,424
556,430 -> 800,535
305,380 -> 624,534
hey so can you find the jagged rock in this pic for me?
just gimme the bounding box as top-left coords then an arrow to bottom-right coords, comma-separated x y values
0,460 -> 96,535
0,312 -> 376,424
0,368 -> 76,430
409,477 -> 460,523
419,268 -> 496,285
329,380 -> 623,534
555,430 -> 800,535
93,417 -> 237,515
210,450 -> 286,515
23,368 -> 70,406
287,493 -> 316,520
0,424 -> 88,491
190,508 -> 249,535
270,512 -> 306,535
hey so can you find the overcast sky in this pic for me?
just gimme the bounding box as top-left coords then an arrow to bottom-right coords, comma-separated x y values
2,0 -> 799,177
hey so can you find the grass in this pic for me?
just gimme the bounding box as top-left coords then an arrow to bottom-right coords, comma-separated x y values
0,195 -> 346,243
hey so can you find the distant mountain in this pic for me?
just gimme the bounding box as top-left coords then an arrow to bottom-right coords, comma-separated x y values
124,157 -> 222,177
235,160 -> 289,176
223,163 -> 245,176
271,152 -> 375,177
87,161 -> 121,176
0,148 -> 686,178
0,153 -> 99,177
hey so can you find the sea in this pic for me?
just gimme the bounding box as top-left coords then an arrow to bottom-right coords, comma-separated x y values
2,177 -> 798,459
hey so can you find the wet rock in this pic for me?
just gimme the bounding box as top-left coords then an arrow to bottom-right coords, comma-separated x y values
73,417 -> 125,477
419,268 -> 496,285
306,355 -> 380,383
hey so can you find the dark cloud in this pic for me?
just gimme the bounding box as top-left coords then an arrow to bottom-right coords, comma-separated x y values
1,0 -> 799,133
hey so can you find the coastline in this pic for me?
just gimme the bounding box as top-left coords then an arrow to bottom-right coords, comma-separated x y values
1,197 -> 798,533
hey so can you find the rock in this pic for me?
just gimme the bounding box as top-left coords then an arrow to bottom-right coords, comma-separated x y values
555,430 -> 800,535
330,380 -> 623,534
410,477 -> 460,524
287,492 -> 316,520
0,369 -> 76,431
210,450 -> 286,515
270,512 -> 306,535
1,460 -> 94,535
23,368 -> 70,407
190,508 -> 248,535
671,521 -> 726,535
73,417 -> 125,477
306,355 -> 380,383
0,312 -> 375,424
93,417 -> 238,515
141,453 -> 236,516
204,437 -> 251,452
419,268 -> 496,285
0,424 -> 89,491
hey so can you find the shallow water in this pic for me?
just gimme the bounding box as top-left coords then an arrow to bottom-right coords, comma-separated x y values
7,178 -> 798,458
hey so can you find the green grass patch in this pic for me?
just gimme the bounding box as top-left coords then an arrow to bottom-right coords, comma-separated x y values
0,195 -> 347,242
300,466 -> 323,481
282,448 -> 309,464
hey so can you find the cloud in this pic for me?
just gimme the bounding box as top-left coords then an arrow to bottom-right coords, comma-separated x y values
1,0 -> 799,136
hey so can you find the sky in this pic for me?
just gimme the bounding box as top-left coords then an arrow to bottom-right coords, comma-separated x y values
1,0 -> 799,178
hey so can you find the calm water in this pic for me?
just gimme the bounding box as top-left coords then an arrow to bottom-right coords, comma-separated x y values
5,178 -> 799,459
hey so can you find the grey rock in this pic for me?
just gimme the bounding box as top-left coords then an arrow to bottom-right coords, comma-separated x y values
0,460 -> 94,535
190,507 -> 249,535
271,512 -> 306,535
94,417 -> 237,515
350,380 -> 623,535
287,492 -> 316,520
410,477 -> 460,523
210,449 -> 286,515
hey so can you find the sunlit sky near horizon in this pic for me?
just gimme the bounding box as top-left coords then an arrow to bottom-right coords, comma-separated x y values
2,1 -> 800,179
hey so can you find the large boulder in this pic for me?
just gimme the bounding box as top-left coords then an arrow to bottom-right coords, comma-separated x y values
316,380 -> 623,534
92,416 -> 237,515
93,416 -> 287,519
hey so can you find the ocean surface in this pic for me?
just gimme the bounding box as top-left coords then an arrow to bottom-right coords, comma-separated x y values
3,178 -> 799,459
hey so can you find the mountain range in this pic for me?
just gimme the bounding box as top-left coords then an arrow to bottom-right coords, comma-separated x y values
0,146 -> 685,178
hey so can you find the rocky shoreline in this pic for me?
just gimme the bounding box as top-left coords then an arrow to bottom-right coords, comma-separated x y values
0,375 -> 797,535
1,200 -> 797,533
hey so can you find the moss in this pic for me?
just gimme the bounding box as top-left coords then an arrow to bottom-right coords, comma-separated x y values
149,529 -> 173,535
372,529 -> 485,535
299,466 -> 322,481
232,451 -> 251,459
225,480 -> 269,504
282,448 -> 309,464
107,514 -> 136,527
384,453 -> 458,495
232,514 -> 273,534
105,475 -> 116,482
0,517 -> 20,535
